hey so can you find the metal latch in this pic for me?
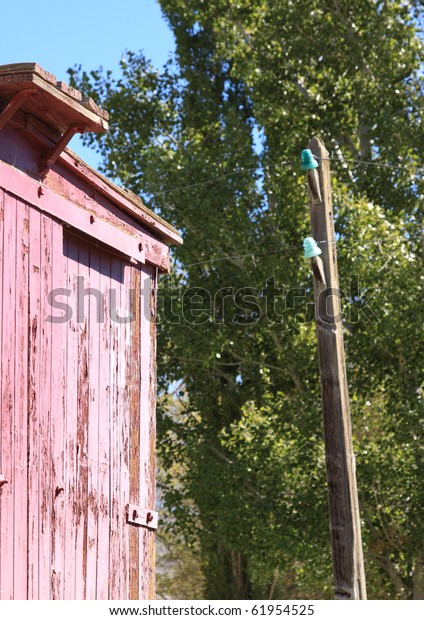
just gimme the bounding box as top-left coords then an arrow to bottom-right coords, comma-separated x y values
127,503 -> 158,530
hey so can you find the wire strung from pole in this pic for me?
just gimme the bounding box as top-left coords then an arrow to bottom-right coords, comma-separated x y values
147,160 -> 295,197
318,155 -> 424,173
144,155 -> 424,198
163,234 -> 422,271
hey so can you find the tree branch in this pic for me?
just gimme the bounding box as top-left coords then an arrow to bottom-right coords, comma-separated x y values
368,552 -> 407,597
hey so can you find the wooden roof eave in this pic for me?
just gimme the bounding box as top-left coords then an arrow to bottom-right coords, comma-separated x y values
0,62 -> 182,248
0,63 -> 108,134
60,148 -> 183,247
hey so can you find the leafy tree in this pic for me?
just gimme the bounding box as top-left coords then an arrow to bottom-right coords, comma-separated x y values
69,0 -> 424,599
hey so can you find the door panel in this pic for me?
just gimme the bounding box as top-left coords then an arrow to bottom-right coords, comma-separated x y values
0,199 -> 156,600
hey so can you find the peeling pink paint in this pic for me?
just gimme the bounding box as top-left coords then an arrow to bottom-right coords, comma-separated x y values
0,63 -> 182,600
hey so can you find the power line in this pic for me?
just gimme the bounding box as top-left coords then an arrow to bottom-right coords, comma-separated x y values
163,235 -> 422,272
145,156 -> 424,198
147,160 -> 294,197
320,156 -> 424,173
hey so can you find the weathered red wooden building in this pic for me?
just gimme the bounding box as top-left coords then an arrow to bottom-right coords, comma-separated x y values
0,63 -> 182,600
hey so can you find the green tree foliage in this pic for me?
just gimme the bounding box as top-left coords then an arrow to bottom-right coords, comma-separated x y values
69,0 -> 424,599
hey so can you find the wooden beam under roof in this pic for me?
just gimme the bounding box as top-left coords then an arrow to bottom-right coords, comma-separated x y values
0,62 -> 108,135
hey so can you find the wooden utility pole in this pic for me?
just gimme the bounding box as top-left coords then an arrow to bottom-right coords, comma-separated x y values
306,137 -> 367,600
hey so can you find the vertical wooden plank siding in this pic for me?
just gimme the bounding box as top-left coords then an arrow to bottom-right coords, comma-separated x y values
120,264 -> 131,599
96,251 -> 111,599
108,255 -> 121,599
86,245 -> 101,599
126,263 -> 158,600
50,220 -> 66,599
38,215 -> 54,599
128,267 -> 141,599
0,197 -> 159,600
139,269 -> 151,599
74,237 -> 90,600
63,232 -> 79,600
0,191 -> 17,599
27,205 -> 41,599
0,190 -> 3,599
13,197 -> 29,599
148,267 -> 158,599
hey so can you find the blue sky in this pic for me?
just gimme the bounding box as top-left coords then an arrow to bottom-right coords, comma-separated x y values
1,0 -> 174,168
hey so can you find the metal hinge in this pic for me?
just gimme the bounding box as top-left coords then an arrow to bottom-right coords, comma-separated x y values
126,503 -> 158,530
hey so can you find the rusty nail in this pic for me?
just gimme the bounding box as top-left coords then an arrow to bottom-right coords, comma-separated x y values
146,512 -> 153,524
138,242 -> 143,252
38,186 -> 44,197
132,509 -> 138,520
90,215 -> 95,224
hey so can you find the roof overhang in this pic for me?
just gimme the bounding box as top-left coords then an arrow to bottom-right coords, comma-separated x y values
0,62 -> 182,248
0,62 -> 108,135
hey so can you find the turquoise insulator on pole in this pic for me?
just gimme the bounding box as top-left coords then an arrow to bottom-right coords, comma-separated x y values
301,149 -> 319,170
303,237 -> 322,258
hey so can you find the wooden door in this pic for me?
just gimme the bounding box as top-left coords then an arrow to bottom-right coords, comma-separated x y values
0,193 -> 157,599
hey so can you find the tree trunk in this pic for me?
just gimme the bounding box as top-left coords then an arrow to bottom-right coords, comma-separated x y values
204,545 -> 252,599
413,552 -> 424,600
369,553 -> 406,598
